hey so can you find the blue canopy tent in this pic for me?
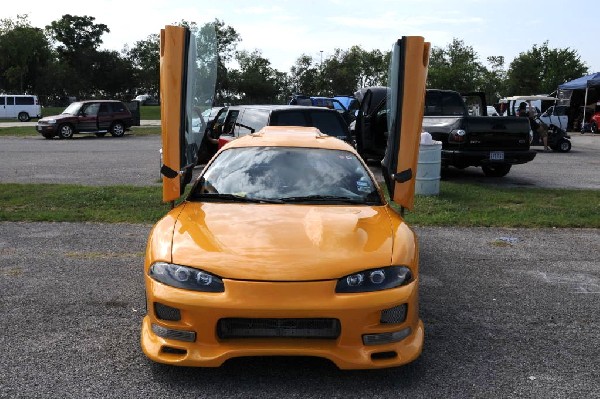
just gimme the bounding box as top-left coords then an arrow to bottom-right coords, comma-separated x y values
558,73 -> 600,130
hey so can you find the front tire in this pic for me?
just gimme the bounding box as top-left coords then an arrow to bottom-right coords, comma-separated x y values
482,164 -> 511,177
18,112 -> 30,122
110,122 -> 125,137
58,124 -> 74,139
591,123 -> 598,134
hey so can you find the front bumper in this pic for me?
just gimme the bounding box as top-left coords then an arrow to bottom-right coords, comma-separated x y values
141,278 -> 423,369
36,125 -> 58,135
442,149 -> 536,167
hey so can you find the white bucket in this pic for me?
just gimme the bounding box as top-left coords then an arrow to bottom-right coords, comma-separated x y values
416,133 -> 442,195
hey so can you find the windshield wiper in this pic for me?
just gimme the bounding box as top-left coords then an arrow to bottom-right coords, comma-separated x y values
278,195 -> 366,204
190,193 -> 283,204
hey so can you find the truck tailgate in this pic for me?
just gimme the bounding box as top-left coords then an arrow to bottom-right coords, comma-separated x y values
464,116 -> 531,150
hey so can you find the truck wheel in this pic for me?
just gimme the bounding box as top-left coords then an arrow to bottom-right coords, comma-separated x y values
482,164 -> 511,177
58,124 -> 74,139
18,112 -> 30,122
110,122 -> 125,137
557,139 -> 571,153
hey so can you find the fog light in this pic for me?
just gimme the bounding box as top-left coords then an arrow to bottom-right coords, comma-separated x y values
362,327 -> 411,346
151,323 -> 196,342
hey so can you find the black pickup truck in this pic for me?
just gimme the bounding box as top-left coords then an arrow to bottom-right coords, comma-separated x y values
353,87 -> 536,177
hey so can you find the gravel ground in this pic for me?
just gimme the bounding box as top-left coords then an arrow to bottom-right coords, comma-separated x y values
0,222 -> 598,398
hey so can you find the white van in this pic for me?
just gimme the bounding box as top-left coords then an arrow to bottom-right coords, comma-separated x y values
0,94 -> 42,121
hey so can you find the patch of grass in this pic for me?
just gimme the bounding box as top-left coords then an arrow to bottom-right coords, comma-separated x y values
42,106 -> 64,117
139,105 -> 161,120
0,126 -> 161,137
384,181 -> 599,228
0,182 -> 598,227
0,184 -> 169,223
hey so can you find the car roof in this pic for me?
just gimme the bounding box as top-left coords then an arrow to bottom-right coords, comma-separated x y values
222,126 -> 356,152
225,104 -> 341,112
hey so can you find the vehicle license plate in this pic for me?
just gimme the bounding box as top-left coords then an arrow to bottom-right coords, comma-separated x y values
489,151 -> 504,161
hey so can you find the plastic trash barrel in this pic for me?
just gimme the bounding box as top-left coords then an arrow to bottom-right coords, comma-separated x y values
415,132 -> 442,195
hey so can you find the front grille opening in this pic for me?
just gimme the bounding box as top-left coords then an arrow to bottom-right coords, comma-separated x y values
217,318 -> 341,339
154,302 -> 181,321
160,346 -> 187,355
371,351 -> 398,361
380,304 -> 407,324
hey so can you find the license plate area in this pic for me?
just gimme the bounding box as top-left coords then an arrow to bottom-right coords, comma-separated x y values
489,151 -> 504,161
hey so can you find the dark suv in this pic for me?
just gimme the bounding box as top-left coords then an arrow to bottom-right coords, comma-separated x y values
36,100 -> 134,139
198,105 -> 353,163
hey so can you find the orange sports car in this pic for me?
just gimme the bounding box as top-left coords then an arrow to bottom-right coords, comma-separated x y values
141,127 -> 423,369
142,25 -> 429,370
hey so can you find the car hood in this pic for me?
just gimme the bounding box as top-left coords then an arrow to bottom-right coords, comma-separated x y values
38,114 -> 75,122
171,202 -> 394,281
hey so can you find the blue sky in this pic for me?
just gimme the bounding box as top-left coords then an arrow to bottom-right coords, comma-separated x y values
6,0 -> 598,76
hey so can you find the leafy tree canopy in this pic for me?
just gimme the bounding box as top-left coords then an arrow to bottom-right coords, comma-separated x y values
506,41 -> 588,95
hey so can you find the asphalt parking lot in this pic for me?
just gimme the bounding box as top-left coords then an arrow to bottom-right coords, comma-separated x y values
0,131 -> 599,189
0,131 -> 599,398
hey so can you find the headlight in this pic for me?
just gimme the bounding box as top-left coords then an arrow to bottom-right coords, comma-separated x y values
335,266 -> 412,293
149,262 -> 224,292
45,119 -> 57,124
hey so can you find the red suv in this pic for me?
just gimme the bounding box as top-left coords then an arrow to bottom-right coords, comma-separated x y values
36,100 -> 134,139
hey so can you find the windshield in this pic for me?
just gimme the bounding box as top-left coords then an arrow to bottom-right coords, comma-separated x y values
189,147 -> 381,205
62,102 -> 83,115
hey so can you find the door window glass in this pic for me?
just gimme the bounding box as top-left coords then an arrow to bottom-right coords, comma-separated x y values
83,103 -> 100,116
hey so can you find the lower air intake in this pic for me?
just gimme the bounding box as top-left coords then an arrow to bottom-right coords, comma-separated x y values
380,304 -> 407,324
217,318 -> 340,339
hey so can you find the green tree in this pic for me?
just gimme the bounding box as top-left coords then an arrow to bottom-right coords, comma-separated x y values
427,38 -> 486,92
91,50 -> 135,98
229,49 -> 284,104
506,42 -> 588,95
320,46 -> 389,96
0,15 -> 52,94
290,54 -> 320,95
45,14 -> 109,55
45,14 -> 110,98
480,56 -> 508,105
125,34 -> 160,96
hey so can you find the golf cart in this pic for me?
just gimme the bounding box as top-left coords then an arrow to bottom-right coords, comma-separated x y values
531,115 -> 572,152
